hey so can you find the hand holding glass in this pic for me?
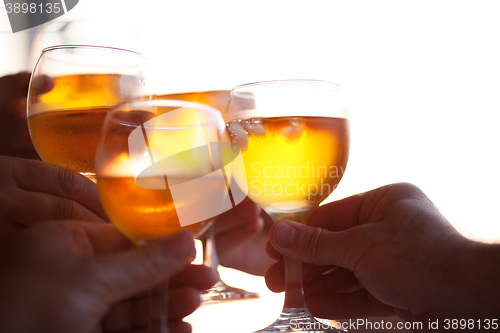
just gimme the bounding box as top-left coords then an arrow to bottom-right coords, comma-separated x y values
95,99 -> 245,331
226,80 -> 350,332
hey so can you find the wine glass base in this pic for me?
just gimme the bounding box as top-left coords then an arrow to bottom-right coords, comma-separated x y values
255,308 -> 346,333
200,281 -> 260,304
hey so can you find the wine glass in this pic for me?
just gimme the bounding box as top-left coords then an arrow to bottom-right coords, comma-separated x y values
155,90 -> 260,302
28,20 -> 143,71
27,45 -> 149,182
225,79 -> 350,332
95,99 -> 246,332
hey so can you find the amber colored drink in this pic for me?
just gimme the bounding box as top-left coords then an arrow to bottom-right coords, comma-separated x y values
227,116 -> 349,214
29,107 -> 109,174
30,74 -> 128,111
156,90 -> 230,116
98,176 -> 213,243
29,85 -> 227,176
27,74 -> 131,178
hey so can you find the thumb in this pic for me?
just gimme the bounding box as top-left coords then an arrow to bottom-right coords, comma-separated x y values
269,220 -> 373,270
92,230 -> 196,302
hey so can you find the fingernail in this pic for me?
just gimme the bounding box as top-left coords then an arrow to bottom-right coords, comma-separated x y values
276,221 -> 297,248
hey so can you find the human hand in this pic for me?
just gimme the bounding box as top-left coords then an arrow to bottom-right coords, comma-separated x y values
0,221 -> 216,333
0,72 -> 46,159
0,156 -> 108,254
212,197 -> 275,276
265,183 -> 500,328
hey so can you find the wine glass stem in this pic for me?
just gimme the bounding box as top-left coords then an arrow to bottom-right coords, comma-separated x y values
202,225 -> 222,281
147,281 -> 170,333
271,211 -> 312,311
283,256 -> 306,309
161,281 -> 169,333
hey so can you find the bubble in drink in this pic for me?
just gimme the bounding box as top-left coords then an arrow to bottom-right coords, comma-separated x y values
227,119 -> 249,151
277,117 -> 305,143
227,118 -> 267,151
242,118 -> 266,136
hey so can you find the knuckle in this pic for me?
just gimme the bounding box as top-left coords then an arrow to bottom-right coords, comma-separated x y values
55,197 -> 80,220
57,167 -> 85,198
73,263 -> 112,308
304,227 -> 326,264
391,182 -> 425,198
137,246 -> 165,279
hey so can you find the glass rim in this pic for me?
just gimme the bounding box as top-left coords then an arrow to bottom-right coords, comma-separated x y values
40,44 -> 148,67
225,79 -> 347,123
231,79 -> 339,91
108,99 -> 224,130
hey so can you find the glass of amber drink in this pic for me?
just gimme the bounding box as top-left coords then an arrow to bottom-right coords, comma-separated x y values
226,80 -> 350,332
27,45 -> 149,182
96,99 -> 244,332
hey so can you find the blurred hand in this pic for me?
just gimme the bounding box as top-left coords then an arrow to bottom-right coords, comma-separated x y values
0,221 -> 216,333
265,183 -> 500,329
0,156 -> 108,254
213,197 -> 275,276
0,72 -> 40,158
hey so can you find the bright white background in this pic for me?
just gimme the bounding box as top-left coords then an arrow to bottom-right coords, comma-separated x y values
1,1 -> 500,331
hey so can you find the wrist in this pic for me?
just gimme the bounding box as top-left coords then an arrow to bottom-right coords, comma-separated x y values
436,238 -> 500,319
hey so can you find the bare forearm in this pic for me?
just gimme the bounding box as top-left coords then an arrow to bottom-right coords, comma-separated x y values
437,240 -> 500,320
